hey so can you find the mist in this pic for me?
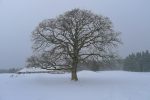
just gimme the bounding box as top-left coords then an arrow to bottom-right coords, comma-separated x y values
0,0 -> 150,69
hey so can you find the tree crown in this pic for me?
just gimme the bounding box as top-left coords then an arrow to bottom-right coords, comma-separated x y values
32,9 -> 121,67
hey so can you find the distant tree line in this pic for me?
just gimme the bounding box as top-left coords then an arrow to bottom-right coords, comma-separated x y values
123,50 -> 150,72
78,50 -> 150,72
0,68 -> 21,73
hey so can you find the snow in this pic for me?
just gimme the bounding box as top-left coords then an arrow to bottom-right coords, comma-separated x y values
17,67 -> 65,74
18,67 -> 50,72
0,71 -> 150,100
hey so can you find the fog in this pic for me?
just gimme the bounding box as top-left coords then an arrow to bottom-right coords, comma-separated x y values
0,0 -> 150,69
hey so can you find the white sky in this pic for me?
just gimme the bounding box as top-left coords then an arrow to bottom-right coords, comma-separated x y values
0,0 -> 150,69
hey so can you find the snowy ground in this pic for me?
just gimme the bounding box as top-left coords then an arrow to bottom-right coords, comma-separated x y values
0,71 -> 150,100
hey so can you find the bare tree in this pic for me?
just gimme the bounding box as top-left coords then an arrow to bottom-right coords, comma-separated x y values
32,9 -> 121,81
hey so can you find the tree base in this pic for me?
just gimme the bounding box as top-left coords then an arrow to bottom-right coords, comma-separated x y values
71,71 -> 78,81
71,77 -> 78,81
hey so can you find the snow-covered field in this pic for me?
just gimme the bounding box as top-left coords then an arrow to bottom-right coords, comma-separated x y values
0,71 -> 150,100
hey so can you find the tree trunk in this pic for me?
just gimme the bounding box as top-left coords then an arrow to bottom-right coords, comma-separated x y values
71,63 -> 78,81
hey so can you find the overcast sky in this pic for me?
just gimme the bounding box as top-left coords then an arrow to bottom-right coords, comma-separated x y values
0,0 -> 150,69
